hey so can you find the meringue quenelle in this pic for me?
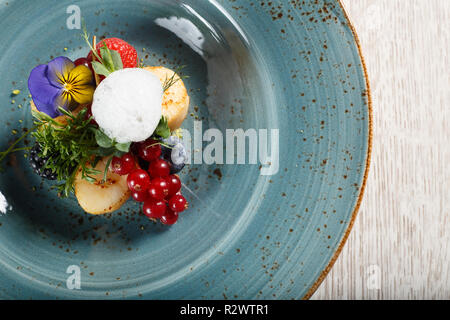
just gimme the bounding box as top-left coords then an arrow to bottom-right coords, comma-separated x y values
92,68 -> 163,143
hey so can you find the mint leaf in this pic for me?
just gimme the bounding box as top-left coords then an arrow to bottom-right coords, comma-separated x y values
115,142 -> 131,153
91,61 -> 111,77
110,50 -> 123,70
100,46 -> 114,71
96,46 -> 122,74
95,147 -> 116,157
94,129 -> 114,148
155,116 -> 171,139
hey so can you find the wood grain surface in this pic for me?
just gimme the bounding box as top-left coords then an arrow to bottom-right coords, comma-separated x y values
311,0 -> 450,300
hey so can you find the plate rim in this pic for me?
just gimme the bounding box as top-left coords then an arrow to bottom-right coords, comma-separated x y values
302,0 -> 373,300
0,0 -> 373,299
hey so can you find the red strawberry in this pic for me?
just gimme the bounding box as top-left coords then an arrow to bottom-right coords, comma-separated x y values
87,38 -> 138,69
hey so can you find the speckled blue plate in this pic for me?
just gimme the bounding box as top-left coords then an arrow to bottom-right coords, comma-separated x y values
0,0 -> 371,299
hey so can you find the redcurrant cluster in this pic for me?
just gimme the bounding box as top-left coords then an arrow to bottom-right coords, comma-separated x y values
109,138 -> 188,225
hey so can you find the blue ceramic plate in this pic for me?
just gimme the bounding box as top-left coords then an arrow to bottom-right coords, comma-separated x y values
0,0 -> 371,299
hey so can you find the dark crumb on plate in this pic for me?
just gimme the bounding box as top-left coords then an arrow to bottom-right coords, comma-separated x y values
213,168 -> 222,180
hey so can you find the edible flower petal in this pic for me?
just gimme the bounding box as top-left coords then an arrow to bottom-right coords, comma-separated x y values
28,57 -> 95,118
28,65 -> 62,118
47,56 -> 75,87
65,65 -> 95,104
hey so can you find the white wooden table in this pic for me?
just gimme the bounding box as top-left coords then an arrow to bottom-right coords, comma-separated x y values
312,0 -> 450,300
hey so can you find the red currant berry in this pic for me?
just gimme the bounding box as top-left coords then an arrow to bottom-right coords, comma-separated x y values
143,199 -> 167,219
74,57 -> 94,74
148,159 -> 170,178
169,194 -> 188,213
111,153 -> 135,176
138,139 -> 161,162
131,190 -> 149,202
127,169 -> 151,192
74,57 -> 90,67
148,178 -> 170,200
130,141 -> 142,155
166,175 -> 182,197
161,210 -> 179,225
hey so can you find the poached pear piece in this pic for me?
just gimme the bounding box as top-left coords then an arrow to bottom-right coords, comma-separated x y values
74,157 -> 130,215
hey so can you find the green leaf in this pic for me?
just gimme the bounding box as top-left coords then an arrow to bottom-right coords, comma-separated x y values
32,109 -> 55,123
110,50 -> 123,70
100,46 -> 123,72
91,61 -> 111,77
94,129 -> 114,148
113,150 -> 125,157
114,142 -> 131,153
155,116 -> 171,139
100,46 -> 114,71
95,147 -> 116,157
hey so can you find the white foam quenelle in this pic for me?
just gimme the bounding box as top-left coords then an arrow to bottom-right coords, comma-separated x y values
92,68 -> 163,143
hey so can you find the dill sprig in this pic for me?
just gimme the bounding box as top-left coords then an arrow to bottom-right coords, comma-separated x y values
0,106 -> 131,198
31,107 -> 130,197
163,65 -> 189,92
0,25 -> 187,198
31,107 -> 102,197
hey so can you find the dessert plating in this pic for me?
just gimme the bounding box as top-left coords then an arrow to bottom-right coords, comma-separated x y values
0,26 -> 191,226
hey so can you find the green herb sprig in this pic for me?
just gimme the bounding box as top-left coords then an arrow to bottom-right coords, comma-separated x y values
31,107 -> 99,197
0,24 -> 188,201
0,128 -> 35,172
162,65 -> 189,92
82,22 -> 123,77
155,116 -> 171,139
31,107 -> 129,197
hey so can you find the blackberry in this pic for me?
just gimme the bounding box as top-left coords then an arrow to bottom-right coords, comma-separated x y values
29,143 -> 58,180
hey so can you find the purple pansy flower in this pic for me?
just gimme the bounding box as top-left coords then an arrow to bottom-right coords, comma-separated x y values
28,56 -> 95,118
